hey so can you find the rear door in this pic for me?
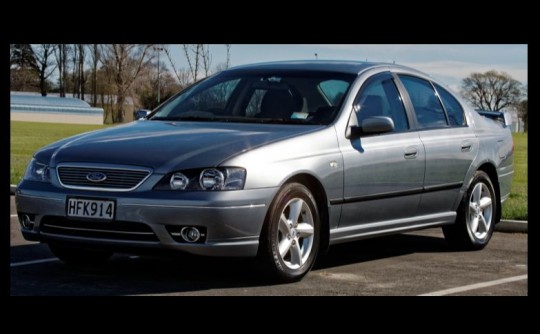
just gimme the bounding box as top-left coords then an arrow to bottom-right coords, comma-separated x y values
397,75 -> 478,215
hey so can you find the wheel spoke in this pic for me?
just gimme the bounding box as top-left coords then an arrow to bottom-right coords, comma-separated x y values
470,216 -> 479,233
472,184 -> 482,203
279,238 -> 292,258
479,197 -> 492,210
478,213 -> 488,233
469,202 -> 477,214
279,213 -> 291,235
288,199 -> 303,225
296,223 -> 314,237
290,239 -> 302,266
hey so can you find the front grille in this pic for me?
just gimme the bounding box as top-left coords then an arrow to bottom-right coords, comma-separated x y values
57,165 -> 151,191
40,216 -> 158,242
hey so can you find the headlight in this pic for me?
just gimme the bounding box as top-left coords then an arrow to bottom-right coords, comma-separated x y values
23,158 -> 50,182
154,167 -> 246,191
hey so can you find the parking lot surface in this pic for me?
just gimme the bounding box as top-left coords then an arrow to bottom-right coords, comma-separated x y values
10,197 -> 527,296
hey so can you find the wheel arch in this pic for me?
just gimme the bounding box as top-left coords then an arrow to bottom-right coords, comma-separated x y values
476,162 -> 502,224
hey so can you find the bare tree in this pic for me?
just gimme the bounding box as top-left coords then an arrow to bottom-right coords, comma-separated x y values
517,99 -> 528,132
71,45 -> 78,97
201,44 -> 212,77
517,85 -> 527,132
11,44 -> 36,69
31,44 -> 57,96
183,44 -> 203,81
54,44 -> 70,97
77,44 -> 87,100
225,44 -> 231,69
461,70 -> 522,111
163,46 -> 193,87
89,44 -> 102,107
101,44 -> 153,123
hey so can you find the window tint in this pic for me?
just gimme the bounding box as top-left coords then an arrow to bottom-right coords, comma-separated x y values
434,83 -> 466,126
319,80 -> 349,106
399,75 -> 448,129
354,75 -> 409,132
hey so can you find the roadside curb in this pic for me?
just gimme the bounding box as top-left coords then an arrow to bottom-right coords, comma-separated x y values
496,220 -> 528,233
9,183 -> 527,233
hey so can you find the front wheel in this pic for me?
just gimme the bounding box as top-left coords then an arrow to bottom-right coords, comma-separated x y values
49,243 -> 113,265
443,171 -> 497,250
257,183 -> 320,283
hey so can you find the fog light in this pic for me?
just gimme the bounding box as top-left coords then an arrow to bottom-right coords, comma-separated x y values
20,214 -> 35,229
181,226 -> 201,243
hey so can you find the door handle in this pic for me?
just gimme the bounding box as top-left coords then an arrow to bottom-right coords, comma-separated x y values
461,141 -> 473,152
404,146 -> 417,159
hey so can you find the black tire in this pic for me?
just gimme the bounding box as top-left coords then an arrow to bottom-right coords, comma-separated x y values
49,243 -> 113,265
257,183 -> 320,283
443,171 -> 497,250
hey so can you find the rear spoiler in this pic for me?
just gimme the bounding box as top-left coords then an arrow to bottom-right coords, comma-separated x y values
476,110 -> 512,128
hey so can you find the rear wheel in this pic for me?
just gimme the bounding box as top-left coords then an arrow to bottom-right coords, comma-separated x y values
443,171 -> 497,250
49,243 -> 113,265
257,183 -> 320,283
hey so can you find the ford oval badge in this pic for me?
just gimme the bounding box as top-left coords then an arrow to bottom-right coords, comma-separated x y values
86,171 -> 107,183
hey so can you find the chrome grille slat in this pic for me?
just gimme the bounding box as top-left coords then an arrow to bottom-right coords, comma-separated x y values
57,164 -> 152,192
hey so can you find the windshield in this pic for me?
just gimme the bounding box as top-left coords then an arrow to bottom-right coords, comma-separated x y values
150,70 -> 356,125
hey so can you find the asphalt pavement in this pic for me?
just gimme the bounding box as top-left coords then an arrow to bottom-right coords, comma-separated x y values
10,196 -> 527,296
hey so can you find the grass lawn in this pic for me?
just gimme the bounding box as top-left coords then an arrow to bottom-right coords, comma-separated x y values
10,121 -> 109,185
501,133 -> 528,220
9,122 -> 528,220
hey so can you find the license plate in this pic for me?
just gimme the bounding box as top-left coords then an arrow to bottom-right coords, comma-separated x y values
67,198 -> 115,220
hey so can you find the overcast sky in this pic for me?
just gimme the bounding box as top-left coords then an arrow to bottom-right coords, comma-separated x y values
167,44 -> 527,92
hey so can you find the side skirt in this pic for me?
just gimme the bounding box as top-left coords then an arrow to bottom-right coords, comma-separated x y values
329,212 -> 456,245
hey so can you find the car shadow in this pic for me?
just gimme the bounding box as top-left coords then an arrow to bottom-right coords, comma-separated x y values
10,231 -> 452,296
314,232 -> 451,270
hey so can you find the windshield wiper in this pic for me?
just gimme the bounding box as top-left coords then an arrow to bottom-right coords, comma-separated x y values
150,116 -> 218,122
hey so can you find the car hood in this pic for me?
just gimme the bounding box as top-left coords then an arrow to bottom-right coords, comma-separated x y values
38,121 -> 323,173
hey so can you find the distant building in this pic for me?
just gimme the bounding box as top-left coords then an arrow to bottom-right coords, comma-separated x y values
10,92 -> 105,125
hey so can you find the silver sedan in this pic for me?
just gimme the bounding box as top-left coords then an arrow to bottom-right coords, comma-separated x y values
16,61 -> 514,282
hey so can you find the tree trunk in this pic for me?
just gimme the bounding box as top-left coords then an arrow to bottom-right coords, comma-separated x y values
114,89 -> 125,123
78,44 -> 85,101
92,44 -> 98,107
39,70 -> 47,96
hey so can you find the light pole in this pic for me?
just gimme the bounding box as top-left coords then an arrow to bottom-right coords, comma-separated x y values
153,47 -> 164,105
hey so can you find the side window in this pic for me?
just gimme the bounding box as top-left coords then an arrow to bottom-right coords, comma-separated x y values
319,80 -> 349,106
354,75 -> 409,132
434,83 -> 466,126
399,75 -> 448,129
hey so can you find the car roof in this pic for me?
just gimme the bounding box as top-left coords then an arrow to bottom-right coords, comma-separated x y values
225,60 -> 423,76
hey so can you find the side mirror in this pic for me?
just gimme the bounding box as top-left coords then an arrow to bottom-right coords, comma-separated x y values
362,116 -> 395,134
347,116 -> 395,139
134,109 -> 151,120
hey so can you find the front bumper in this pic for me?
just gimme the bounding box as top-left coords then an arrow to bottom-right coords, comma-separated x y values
15,180 -> 276,257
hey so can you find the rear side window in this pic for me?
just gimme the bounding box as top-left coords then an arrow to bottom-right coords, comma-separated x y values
434,83 -> 466,126
399,75 -> 448,129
